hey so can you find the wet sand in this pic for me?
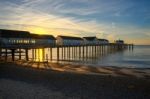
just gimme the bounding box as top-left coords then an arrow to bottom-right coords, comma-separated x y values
0,62 -> 150,99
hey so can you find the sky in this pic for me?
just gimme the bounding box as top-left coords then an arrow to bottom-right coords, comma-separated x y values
0,0 -> 150,45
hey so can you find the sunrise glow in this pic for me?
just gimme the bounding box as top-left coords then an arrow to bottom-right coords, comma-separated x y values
0,0 -> 149,45
26,27 -> 48,35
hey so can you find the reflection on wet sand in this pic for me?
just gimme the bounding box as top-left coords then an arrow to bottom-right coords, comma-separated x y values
15,60 -> 150,78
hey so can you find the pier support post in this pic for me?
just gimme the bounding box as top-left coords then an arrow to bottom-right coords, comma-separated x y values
75,47 -> 77,59
132,44 -> 134,50
62,47 -> 63,60
5,49 -> 8,61
32,49 -> 34,61
0,48 -> 2,60
72,47 -> 73,60
64,47 -> 66,60
100,45 -> 102,55
50,48 -> 52,61
95,45 -> 97,58
34,49 -> 36,61
68,47 -> 70,60
86,46 -> 88,59
92,46 -> 94,58
97,45 -> 99,55
74,47 -> 76,60
11,49 -> 15,61
102,45 -> 104,55
19,49 -> 21,60
79,46 -> 81,59
103,45 -> 105,54
128,44 -> 130,49
108,45 -> 110,53
82,46 -> 85,60
25,49 -> 29,61
57,47 -> 59,61
89,46 -> 91,57
42,48 -> 45,61
37,49 -> 40,61
67,47 -> 68,60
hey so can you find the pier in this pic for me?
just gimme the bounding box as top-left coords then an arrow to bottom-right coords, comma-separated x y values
0,29 -> 134,62
0,44 -> 134,62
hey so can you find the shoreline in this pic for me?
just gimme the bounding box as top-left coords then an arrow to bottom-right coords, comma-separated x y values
15,61 -> 150,78
0,62 -> 150,99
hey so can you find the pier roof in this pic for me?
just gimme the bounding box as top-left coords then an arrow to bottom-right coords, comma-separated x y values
83,36 -> 97,41
31,34 -> 56,40
0,29 -> 55,40
98,39 -> 109,41
0,29 -> 30,38
116,40 -> 124,42
115,40 -> 124,43
57,35 -> 83,40
116,40 -> 124,41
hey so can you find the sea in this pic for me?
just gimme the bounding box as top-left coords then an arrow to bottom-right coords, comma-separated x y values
92,45 -> 150,68
27,45 -> 150,68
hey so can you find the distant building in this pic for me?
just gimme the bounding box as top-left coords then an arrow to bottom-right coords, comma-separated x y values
0,29 -> 56,47
115,40 -> 124,44
31,34 -> 56,47
97,39 -> 109,44
0,29 -> 31,46
83,36 -> 97,45
56,35 -> 83,46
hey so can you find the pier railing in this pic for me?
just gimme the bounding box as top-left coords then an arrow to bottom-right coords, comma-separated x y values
0,42 -> 132,48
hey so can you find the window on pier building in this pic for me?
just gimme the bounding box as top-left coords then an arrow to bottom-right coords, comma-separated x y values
9,40 -> 11,43
17,40 -> 19,43
24,40 -> 29,44
31,40 -> 36,44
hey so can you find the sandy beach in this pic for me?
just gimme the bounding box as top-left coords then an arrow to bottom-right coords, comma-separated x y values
0,61 -> 150,99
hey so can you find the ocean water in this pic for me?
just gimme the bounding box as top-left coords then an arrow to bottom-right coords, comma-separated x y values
94,45 -> 150,68
28,45 -> 150,68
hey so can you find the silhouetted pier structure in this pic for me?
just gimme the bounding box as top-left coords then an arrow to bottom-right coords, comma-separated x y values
0,29 -> 134,62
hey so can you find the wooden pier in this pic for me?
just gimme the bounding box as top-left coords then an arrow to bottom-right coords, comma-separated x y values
0,29 -> 134,63
0,43 -> 134,62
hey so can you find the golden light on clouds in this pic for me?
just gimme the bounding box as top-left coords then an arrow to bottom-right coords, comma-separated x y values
26,27 -> 49,35
0,0 -> 149,45
127,39 -> 150,45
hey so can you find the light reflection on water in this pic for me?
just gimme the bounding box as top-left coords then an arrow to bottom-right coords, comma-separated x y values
26,45 -> 150,68
35,49 -> 43,62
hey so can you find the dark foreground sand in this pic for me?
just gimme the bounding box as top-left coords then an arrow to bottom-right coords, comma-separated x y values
0,62 -> 150,99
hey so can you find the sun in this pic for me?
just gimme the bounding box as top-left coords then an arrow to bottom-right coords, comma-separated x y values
24,26 -> 61,36
26,27 -> 48,35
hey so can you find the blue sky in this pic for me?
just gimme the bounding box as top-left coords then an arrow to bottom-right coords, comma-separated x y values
0,0 -> 150,45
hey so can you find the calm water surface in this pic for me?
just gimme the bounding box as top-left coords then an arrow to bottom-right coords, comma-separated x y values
28,45 -> 150,68
94,45 -> 150,68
